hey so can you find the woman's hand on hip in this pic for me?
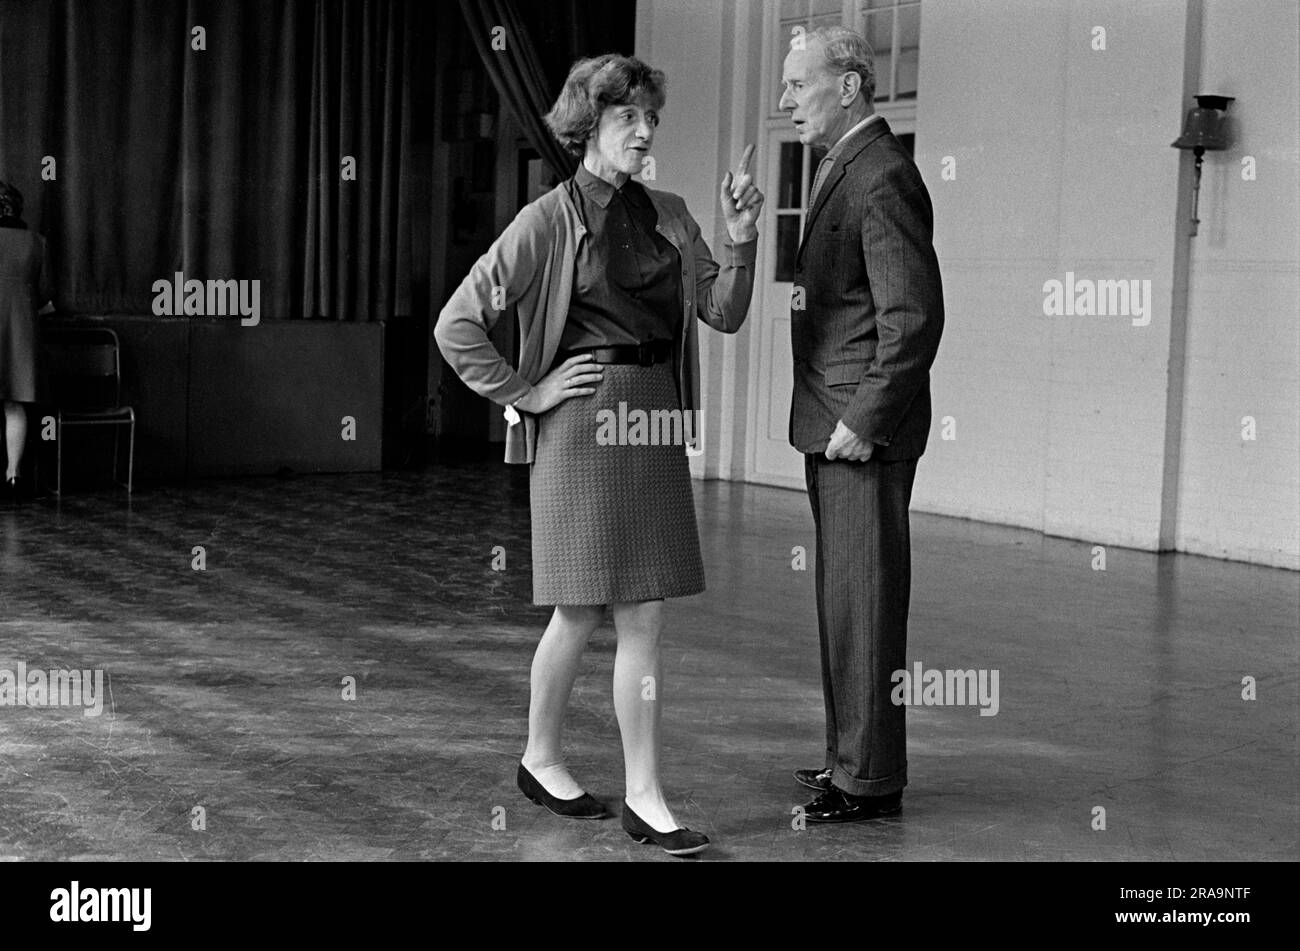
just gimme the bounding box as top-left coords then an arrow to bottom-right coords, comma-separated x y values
514,355 -> 603,414
720,143 -> 764,244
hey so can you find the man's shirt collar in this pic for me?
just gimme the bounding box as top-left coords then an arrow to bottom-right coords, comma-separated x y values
827,112 -> 883,159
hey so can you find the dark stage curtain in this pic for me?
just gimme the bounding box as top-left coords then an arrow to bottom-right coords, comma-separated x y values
0,0 -> 431,321
517,0 -> 639,102
456,0 -> 636,182
457,0 -> 576,180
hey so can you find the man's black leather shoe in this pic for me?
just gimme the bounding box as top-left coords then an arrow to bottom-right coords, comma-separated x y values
801,786 -> 902,823
793,767 -> 834,791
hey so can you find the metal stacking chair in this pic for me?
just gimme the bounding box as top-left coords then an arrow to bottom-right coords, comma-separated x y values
40,326 -> 135,494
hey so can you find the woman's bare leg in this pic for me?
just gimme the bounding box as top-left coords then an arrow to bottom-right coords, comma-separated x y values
520,604 -> 604,799
4,401 -> 27,480
612,599 -> 680,832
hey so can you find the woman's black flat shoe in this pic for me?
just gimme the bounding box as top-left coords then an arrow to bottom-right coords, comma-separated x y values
621,800 -> 710,856
517,764 -> 609,820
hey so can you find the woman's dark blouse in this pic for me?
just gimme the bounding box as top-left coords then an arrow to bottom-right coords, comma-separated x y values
560,163 -> 683,350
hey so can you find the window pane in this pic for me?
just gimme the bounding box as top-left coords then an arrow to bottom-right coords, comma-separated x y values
861,8 -> 892,58
864,0 -> 895,9
776,214 -> 801,282
861,8 -> 893,99
778,142 -> 803,209
811,0 -> 842,16
774,23 -> 794,113
776,2 -> 813,111
896,3 -> 919,99
899,1 -> 920,46
871,57 -> 892,100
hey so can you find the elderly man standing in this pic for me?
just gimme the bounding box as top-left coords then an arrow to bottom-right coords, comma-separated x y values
780,26 -> 944,822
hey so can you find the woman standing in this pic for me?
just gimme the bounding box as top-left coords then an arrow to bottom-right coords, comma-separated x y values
0,181 -> 51,502
435,54 -> 762,856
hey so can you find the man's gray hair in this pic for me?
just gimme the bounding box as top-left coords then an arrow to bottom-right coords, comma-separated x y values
807,25 -> 876,105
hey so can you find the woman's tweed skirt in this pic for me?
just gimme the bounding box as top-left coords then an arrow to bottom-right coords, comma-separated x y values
530,361 -> 704,606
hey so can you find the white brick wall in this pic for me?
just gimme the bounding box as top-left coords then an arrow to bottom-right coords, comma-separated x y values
913,0 -> 1298,568
1173,0 -> 1300,569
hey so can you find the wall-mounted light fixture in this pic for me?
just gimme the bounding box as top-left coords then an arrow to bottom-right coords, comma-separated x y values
1172,94 -> 1235,236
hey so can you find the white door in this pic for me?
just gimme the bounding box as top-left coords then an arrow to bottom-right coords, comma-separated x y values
746,129 -> 816,489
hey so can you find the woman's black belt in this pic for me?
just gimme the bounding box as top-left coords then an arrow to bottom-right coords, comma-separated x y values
556,340 -> 673,366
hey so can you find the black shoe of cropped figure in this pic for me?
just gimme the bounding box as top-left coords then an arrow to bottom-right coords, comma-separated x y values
802,786 -> 902,823
516,763 -> 608,819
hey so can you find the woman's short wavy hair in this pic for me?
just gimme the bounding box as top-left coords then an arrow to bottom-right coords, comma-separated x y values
544,54 -> 667,157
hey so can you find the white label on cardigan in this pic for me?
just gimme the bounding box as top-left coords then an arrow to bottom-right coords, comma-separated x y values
503,404 -> 521,427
